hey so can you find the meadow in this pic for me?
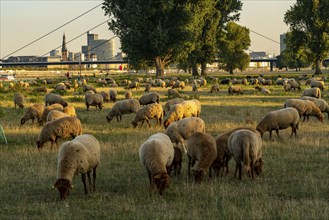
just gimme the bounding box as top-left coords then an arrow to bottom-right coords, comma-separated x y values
0,69 -> 328,219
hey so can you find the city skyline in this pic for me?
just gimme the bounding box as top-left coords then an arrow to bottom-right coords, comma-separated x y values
0,0 -> 296,59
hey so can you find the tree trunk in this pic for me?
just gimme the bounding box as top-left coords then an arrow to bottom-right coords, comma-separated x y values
192,64 -> 199,76
155,57 -> 165,78
314,59 -> 322,75
200,62 -> 207,76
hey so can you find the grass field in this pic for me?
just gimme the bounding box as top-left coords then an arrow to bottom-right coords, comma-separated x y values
0,70 -> 328,219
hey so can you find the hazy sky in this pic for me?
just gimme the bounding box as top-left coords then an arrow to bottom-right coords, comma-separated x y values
0,0 -> 296,59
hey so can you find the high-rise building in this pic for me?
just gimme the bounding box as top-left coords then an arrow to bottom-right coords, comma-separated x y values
82,32 -> 115,61
280,33 -> 286,53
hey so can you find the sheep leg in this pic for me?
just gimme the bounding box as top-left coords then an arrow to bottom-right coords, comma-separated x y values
250,162 -> 255,179
87,172 -> 92,192
238,162 -> 242,180
92,166 -> 97,192
275,130 -> 279,138
81,173 -> 88,194
187,156 -> 192,179
146,120 -> 151,128
269,130 -> 272,140
140,120 -> 145,128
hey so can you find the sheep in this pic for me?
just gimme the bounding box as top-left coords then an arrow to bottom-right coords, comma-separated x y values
40,103 -> 64,125
255,86 -> 271,94
83,85 -> 97,93
33,86 -> 47,93
228,129 -> 263,180
191,99 -> 201,117
139,133 -> 174,195
167,88 -> 182,99
165,117 -> 205,153
300,96 -> 329,119
163,100 -> 199,128
212,127 -> 257,177
14,93 -> 25,109
63,105 -> 77,117
172,81 -> 185,90
168,147 -> 182,177
20,103 -> 45,125
228,86 -> 244,95
128,81 -> 139,90
186,132 -> 217,183
125,90 -> 132,99
131,103 -> 163,128
100,91 -> 110,102
108,89 -> 117,102
46,110 -> 69,122
144,83 -> 151,92
256,107 -> 300,139
36,116 -> 82,149
53,134 -> 100,200
44,93 -> 68,107
310,80 -> 325,91
106,99 -> 140,123
288,80 -> 301,91
284,99 -> 324,122
139,92 -> 160,105
54,83 -> 67,91
192,83 -> 198,92
220,78 -> 231,85
163,98 -> 184,116
301,87 -> 321,99
84,93 -> 104,111
210,84 -> 220,93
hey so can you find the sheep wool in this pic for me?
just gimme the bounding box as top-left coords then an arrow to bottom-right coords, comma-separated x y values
63,105 -> 77,117
300,96 -> 329,119
40,103 -> 64,125
14,93 -> 25,109
284,99 -> 324,122
301,87 -> 321,99
139,92 -> 160,105
44,93 -> 68,107
139,133 -> 174,195
106,99 -> 140,123
20,103 -> 45,125
84,93 -> 104,111
54,134 -> 100,200
109,89 -> 117,102
46,110 -> 69,122
163,100 -> 198,128
163,98 -> 184,116
228,129 -> 263,180
131,103 -> 163,128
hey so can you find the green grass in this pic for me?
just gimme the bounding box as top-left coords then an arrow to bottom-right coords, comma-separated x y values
0,70 -> 328,219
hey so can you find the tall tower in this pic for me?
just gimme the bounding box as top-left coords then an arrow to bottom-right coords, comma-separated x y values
61,33 -> 68,61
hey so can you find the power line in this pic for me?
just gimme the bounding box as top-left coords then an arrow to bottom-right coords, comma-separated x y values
1,3 -> 103,60
249,30 -> 280,44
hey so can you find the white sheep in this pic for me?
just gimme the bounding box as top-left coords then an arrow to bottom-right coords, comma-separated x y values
63,105 -> 77,117
165,117 -> 205,153
228,129 -> 263,180
46,110 -> 69,122
106,99 -> 140,123
300,96 -> 329,119
109,89 -> 117,102
40,103 -> 64,125
210,84 -> 220,93
100,91 -> 110,102
167,89 -> 182,98
14,93 -> 25,109
256,107 -> 300,139
44,93 -> 68,107
84,93 -> 104,111
20,103 -> 45,125
36,116 -> 83,149
301,87 -> 321,99
124,90 -> 132,99
139,133 -> 174,195
186,132 -> 217,183
163,98 -> 184,117
83,85 -> 97,93
228,86 -> 244,95
131,103 -> 163,128
284,99 -> 324,122
310,80 -> 325,91
139,92 -> 160,105
53,134 -> 100,200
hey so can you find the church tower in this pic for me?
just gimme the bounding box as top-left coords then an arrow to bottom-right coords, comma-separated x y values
61,33 -> 68,61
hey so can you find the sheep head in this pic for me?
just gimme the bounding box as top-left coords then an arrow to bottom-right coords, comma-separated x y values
254,158 -> 264,176
20,118 -> 26,125
153,173 -> 171,195
36,140 -> 44,149
106,113 -> 113,123
53,179 -> 73,201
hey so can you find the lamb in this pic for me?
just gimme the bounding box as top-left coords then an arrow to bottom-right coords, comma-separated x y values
84,93 -> 104,111
40,103 -> 64,125
163,98 -> 184,116
44,93 -> 68,107
139,92 -> 160,105
228,86 -> 244,95
186,132 -> 217,183
100,91 -> 110,102
168,147 -> 182,177
63,105 -> 77,117
163,100 -> 199,128
167,89 -> 182,99
300,96 -> 329,119
36,116 -> 82,149
109,89 -> 117,102
210,84 -> 220,93
284,99 -> 324,122
139,133 -> 174,195
310,80 -> 325,91
131,103 -> 163,128
53,134 -> 100,200
228,129 -> 263,180
165,117 -> 205,153
106,99 -> 140,123
46,110 -> 69,122
20,103 -> 45,125
256,107 -> 300,139
125,90 -> 132,99
301,87 -> 321,99
14,93 -> 25,109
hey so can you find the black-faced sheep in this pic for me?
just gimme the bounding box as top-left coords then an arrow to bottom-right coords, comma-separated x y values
36,116 -> 82,149
14,93 -> 25,109
256,107 -> 300,139
228,129 -> 263,180
53,134 -> 100,200
139,92 -> 160,105
139,133 -> 174,195
84,93 -> 104,111
186,132 -> 217,183
106,99 -> 140,123
44,93 -> 68,107
131,103 -> 163,128
20,103 -> 45,125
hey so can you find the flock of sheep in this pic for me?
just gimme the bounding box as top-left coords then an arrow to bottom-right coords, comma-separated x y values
9,73 -> 328,199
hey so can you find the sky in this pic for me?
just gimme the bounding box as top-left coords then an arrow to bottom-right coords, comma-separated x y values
0,0 -> 296,60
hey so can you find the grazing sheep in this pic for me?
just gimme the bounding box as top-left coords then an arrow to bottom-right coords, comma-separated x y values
165,117 -> 205,153
228,129 -> 263,180
284,99 -> 324,122
172,81 -> 185,90
288,80 -> 301,91
300,96 -> 329,119
310,80 -> 325,91
124,90 -> 132,99
44,93 -> 68,107
210,84 -> 220,93
83,85 -> 97,93
168,147 -> 182,177
144,83 -> 151,92
40,103 -> 64,125
301,87 -> 321,99
84,93 -> 104,111
100,91 -> 110,102
163,100 -> 199,128
54,83 -> 67,91
20,103 -> 45,125
131,103 -> 163,128
139,92 -> 160,105
109,89 -> 117,102
228,86 -> 244,95
36,116 -> 82,149
220,78 -> 231,85
53,134 -> 100,200
167,89 -> 182,99
14,93 -> 25,109
186,132 -> 217,183
139,133 -> 174,195
33,86 -> 48,93
128,81 -> 139,90
255,86 -> 271,94
192,83 -> 198,92
46,110 -> 69,122
163,98 -> 184,116
106,99 -> 140,123
256,107 -> 300,139
63,105 -> 77,117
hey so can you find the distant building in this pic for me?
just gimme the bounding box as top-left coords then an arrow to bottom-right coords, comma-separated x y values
61,33 -> 68,61
81,32 -> 115,61
249,51 -> 273,69
280,33 -> 286,53
50,49 -> 60,57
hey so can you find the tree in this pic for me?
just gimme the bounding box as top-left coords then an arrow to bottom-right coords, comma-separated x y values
217,22 -> 250,74
284,0 -> 329,74
102,0 -> 210,77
